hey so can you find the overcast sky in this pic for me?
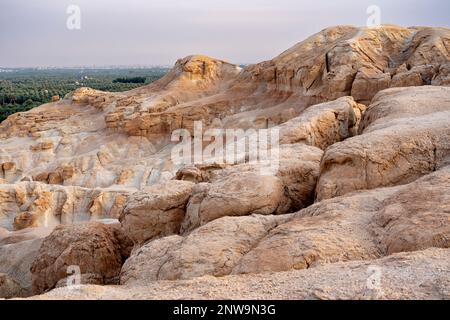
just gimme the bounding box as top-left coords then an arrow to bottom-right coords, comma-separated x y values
0,0 -> 449,67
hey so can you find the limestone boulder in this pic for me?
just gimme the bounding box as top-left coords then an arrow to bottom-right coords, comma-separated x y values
119,180 -> 195,247
0,238 -> 44,296
234,166 -> 450,274
181,173 -> 286,233
278,96 -> 366,149
316,86 -> 450,201
180,143 -> 323,233
350,68 -> 390,104
120,214 -> 291,284
30,222 -> 132,294
432,63 -> 450,85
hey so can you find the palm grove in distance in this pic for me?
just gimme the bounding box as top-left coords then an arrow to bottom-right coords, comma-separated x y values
0,67 -> 169,122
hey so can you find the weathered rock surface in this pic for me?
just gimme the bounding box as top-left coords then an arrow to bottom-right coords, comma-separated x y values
0,182 -> 133,231
0,238 -> 44,296
119,180 -> 195,247
235,166 -> 450,274
0,25 -> 448,231
278,96 -> 365,149
120,214 -> 291,284
28,248 -> 450,300
0,273 -> 24,299
121,166 -> 450,282
316,86 -> 450,200
179,143 -> 323,232
30,222 -> 132,294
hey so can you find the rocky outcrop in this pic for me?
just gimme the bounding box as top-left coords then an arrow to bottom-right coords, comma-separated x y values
235,166 -> 450,274
178,143 -> 323,232
120,214 -> 291,284
316,86 -> 450,200
0,182 -> 133,231
278,96 -> 365,149
35,248 -> 450,300
0,238 -> 44,296
119,180 -> 194,247
30,222 -> 132,294
120,166 -> 450,282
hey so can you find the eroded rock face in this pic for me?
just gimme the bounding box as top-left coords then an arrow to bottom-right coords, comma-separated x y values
28,248 -> 450,300
278,96 -> 365,149
316,86 -> 450,201
0,25 -> 448,232
0,273 -> 23,299
30,222 -> 132,294
234,166 -> 450,274
120,214 -> 291,284
179,143 -> 323,232
0,182 -> 133,231
121,166 -> 450,282
119,180 -> 195,247
0,238 -> 44,296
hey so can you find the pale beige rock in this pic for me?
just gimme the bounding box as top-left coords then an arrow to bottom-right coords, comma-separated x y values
180,144 -> 323,232
0,238 -> 44,296
119,180 -> 195,247
120,214 -> 291,284
432,63 -> 450,85
351,68 -> 391,104
235,167 -> 450,274
278,96 -> 365,149
316,86 -> 450,200
31,248 -> 450,300
0,182 -> 133,231
181,173 -> 285,233
30,222 -> 132,294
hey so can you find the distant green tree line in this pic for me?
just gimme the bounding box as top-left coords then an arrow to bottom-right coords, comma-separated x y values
0,68 -> 168,122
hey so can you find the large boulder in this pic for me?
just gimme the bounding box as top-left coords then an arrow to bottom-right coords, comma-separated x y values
234,166 -> 450,274
119,180 -> 195,247
316,86 -> 450,201
278,96 -> 366,149
0,238 -> 44,296
181,173 -> 286,233
180,143 -> 322,233
350,68 -> 391,105
30,221 -> 132,294
120,214 -> 291,284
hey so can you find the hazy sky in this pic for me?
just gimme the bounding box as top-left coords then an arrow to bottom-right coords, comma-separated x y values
0,0 -> 449,67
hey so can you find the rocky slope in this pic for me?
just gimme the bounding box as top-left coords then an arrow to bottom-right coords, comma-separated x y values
1,25 -> 450,299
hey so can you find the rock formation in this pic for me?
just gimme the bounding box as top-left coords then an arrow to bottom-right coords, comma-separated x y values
30,222 -> 132,294
0,25 -> 449,300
